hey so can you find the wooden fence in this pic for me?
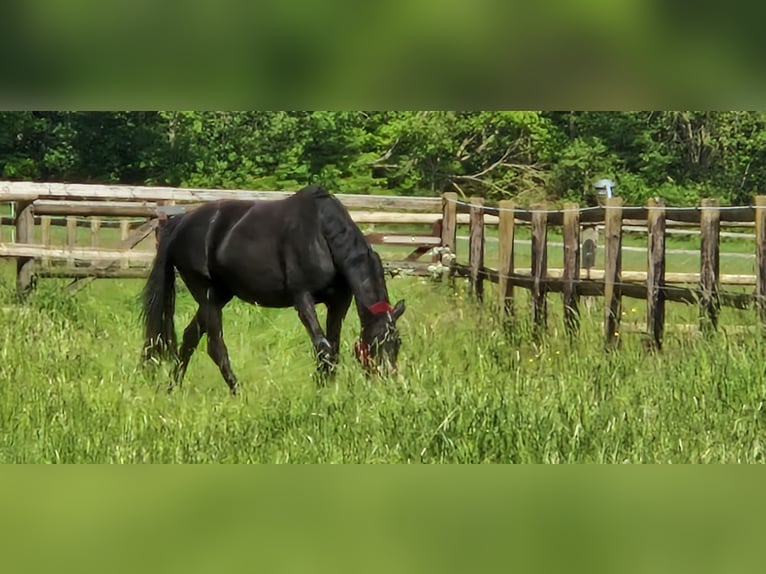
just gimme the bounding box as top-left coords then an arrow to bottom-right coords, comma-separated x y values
442,191 -> 766,348
2,181 -> 764,349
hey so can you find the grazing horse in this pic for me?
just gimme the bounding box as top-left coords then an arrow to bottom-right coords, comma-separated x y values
141,185 -> 405,394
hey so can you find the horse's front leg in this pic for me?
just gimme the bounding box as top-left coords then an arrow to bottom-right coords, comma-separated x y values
325,289 -> 353,369
294,292 -> 334,379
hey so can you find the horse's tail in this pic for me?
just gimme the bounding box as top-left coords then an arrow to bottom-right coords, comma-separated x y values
141,218 -> 181,364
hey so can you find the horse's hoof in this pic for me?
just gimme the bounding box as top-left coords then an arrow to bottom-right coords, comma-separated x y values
316,340 -> 335,367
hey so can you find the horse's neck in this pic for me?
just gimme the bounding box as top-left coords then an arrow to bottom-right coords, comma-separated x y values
318,198 -> 389,309
345,253 -> 389,312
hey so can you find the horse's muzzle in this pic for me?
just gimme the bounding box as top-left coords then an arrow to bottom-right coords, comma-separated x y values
354,340 -> 397,376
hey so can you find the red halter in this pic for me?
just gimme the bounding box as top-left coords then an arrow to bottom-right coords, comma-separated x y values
368,301 -> 393,315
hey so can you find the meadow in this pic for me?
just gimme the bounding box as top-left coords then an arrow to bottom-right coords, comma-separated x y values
1,224 -> 765,463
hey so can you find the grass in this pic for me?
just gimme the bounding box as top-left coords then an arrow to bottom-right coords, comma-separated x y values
0,253 -> 765,463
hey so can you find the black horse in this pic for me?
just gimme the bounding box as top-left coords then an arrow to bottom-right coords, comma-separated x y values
140,185 -> 405,394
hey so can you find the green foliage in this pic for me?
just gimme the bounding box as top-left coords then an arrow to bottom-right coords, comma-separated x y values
3,111 -> 766,205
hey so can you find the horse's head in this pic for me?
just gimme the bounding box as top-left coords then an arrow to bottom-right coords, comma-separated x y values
355,299 -> 406,375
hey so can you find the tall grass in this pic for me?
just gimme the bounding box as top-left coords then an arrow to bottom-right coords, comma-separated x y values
0,262 -> 764,463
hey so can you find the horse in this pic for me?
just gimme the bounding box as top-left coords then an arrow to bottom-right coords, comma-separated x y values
140,185 -> 405,395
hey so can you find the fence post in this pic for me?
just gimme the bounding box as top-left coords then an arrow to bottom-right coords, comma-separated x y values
41,216 -> 51,270
120,219 -> 130,269
15,200 -> 35,294
756,196 -> 766,331
66,216 -> 77,268
646,197 -> 666,349
531,205 -> 548,331
90,217 -> 101,269
497,199 -> 515,316
441,192 -> 458,255
91,217 -> 101,248
699,198 -> 720,332
562,202 -> 580,334
603,197 -> 623,349
468,196 -> 485,301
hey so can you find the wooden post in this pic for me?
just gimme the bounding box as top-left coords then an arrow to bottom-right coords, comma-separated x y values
91,217 -> 101,248
120,219 -> 130,269
530,205 -> 548,331
756,196 -> 766,331
699,198 -> 720,331
603,197 -> 623,349
562,202 -> 580,334
441,192 -> 458,255
468,196 -> 485,301
646,198 -> 666,349
497,199 -> 515,316
90,217 -> 101,269
41,216 -> 52,270
15,201 -> 35,294
66,216 -> 77,267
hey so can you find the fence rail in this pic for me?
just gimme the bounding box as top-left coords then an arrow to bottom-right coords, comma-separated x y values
0,181 -> 443,211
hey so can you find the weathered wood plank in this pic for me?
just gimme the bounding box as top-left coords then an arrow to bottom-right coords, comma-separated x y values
15,201 -> 35,294
646,198 -> 666,349
0,243 -> 156,263
562,202 -> 580,334
441,192 -> 458,255
120,219 -> 130,269
497,199 -> 515,316
41,216 -> 51,270
531,206 -> 548,330
756,196 -> 766,330
699,198 -> 720,331
469,197 -> 485,300
0,181 -> 443,211
91,217 -> 101,248
66,216 -> 77,267
603,197 -> 623,348
454,265 -> 754,310
33,200 -> 158,217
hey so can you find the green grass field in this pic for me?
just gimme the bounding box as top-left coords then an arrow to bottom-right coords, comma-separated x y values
1,230 -> 765,462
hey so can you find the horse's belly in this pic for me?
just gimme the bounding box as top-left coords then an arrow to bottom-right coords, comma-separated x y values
221,268 -> 337,308
219,269 -> 292,307
240,290 -> 295,308
213,233 -> 337,307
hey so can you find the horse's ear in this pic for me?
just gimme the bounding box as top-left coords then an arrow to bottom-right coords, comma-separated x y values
392,299 -> 405,321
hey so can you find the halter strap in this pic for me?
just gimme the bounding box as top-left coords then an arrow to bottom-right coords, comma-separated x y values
368,301 -> 393,315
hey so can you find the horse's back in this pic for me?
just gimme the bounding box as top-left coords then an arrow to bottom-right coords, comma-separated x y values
167,189 -> 343,306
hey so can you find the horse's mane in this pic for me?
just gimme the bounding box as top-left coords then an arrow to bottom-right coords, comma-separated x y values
306,186 -> 388,302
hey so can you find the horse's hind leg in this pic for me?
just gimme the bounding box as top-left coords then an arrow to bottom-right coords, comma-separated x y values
202,299 -> 239,395
180,271 -> 238,395
294,292 -> 334,379
171,310 -> 206,391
